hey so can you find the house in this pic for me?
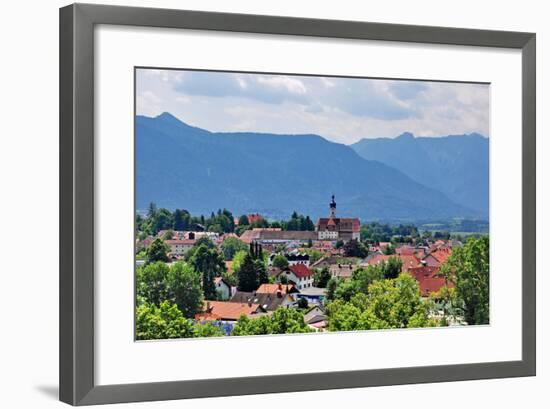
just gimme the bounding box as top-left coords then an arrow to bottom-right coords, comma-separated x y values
276,264 -> 314,290
423,247 -> 452,267
255,283 -> 299,295
242,229 -> 317,245
194,300 -> 263,322
164,239 -> 196,256
295,286 -> 326,306
268,252 -> 311,267
316,195 -> 360,241
407,266 -> 453,297
230,286 -> 296,311
364,253 -> 421,272
311,256 -> 360,270
303,306 -> 327,329
214,277 -> 232,300
329,263 -> 357,279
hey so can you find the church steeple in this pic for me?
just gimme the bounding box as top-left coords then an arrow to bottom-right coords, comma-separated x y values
329,194 -> 336,218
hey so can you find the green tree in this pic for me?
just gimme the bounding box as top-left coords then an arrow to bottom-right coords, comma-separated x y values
326,277 -> 339,301
297,297 -> 309,309
343,239 -> 368,258
162,229 -> 174,240
381,256 -> 403,279
136,261 -> 170,306
382,243 -> 396,255
238,215 -> 250,226
326,274 -> 435,331
255,258 -> 269,285
231,307 -> 312,336
313,267 -> 332,288
151,208 -> 173,234
146,238 -> 169,263
220,237 -> 248,261
194,322 -> 225,337
190,244 -> 226,300
173,209 -> 190,231
232,250 -> 248,272
147,202 -> 157,219
136,301 -> 196,340
351,265 -> 384,294
272,254 -> 289,269
441,236 -> 490,325
236,252 -> 258,291
167,262 -> 204,318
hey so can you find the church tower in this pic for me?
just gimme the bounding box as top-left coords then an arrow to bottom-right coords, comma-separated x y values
329,194 -> 336,218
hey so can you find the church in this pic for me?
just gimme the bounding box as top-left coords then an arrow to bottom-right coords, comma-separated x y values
316,195 -> 361,241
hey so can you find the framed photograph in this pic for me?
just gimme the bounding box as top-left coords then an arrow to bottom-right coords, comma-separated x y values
59,3 -> 536,406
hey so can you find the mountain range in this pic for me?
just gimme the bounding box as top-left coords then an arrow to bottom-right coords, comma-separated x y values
351,132 -> 489,217
136,113 -> 487,222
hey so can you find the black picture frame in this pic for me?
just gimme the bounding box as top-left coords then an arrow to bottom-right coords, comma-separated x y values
59,3 -> 536,406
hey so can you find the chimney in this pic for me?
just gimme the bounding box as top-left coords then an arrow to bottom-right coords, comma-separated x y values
206,301 -> 212,313
278,283 -> 282,291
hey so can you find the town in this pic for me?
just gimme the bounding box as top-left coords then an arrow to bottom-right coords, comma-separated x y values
135,196 -> 489,339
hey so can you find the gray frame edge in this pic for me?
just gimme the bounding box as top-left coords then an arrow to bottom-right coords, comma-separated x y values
59,3 -> 536,406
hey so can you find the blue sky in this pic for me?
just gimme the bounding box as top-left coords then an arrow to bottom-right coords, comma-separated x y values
136,68 -> 489,144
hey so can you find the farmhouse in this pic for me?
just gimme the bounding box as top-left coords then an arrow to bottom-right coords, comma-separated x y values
164,239 -> 196,257
276,264 -> 314,290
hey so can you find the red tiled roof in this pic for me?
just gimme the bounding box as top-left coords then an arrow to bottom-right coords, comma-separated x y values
407,266 -> 453,297
395,245 -> 415,256
288,264 -> 314,278
427,247 -> 452,264
317,217 -> 360,232
248,213 -> 264,223
195,301 -> 259,321
366,254 -> 421,272
256,283 -> 297,294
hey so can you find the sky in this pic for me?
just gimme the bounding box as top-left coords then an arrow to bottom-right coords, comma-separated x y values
136,68 -> 490,145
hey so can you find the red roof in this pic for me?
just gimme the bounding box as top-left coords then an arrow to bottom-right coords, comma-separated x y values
426,247 -> 452,265
395,245 -> 415,256
407,266 -> 453,297
256,283 -> 297,294
248,213 -> 264,224
288,264 -> 314,278
367,254 -> 421,272
317,217 -> 360,232
195,301 -> 259,321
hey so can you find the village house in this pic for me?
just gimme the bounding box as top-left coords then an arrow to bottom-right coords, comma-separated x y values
268,252 -> 311,267
329,263 -> 357,279
195,300 -> 264,322
303,306 -> 327,330
316,195 -> 361,241
423,247 -> 452,267
295,286 -> 326,306
276,264 -> 314,290
231,283 -> 298,311
407,265 -> 453,298
214,277 -> 232,300
164,239 -> 196,257
364,253 -> 422,272
240,228 -> 317,246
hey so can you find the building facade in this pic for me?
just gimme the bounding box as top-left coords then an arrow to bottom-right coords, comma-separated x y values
316,195 -> 361,241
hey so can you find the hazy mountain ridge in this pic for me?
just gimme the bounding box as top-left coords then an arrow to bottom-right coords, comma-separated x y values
136,113 -> 481,222
351,132 -> 489,217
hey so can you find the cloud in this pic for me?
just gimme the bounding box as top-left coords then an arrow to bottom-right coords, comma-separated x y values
174,72 -> 308,105
136,68 -> 490,143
